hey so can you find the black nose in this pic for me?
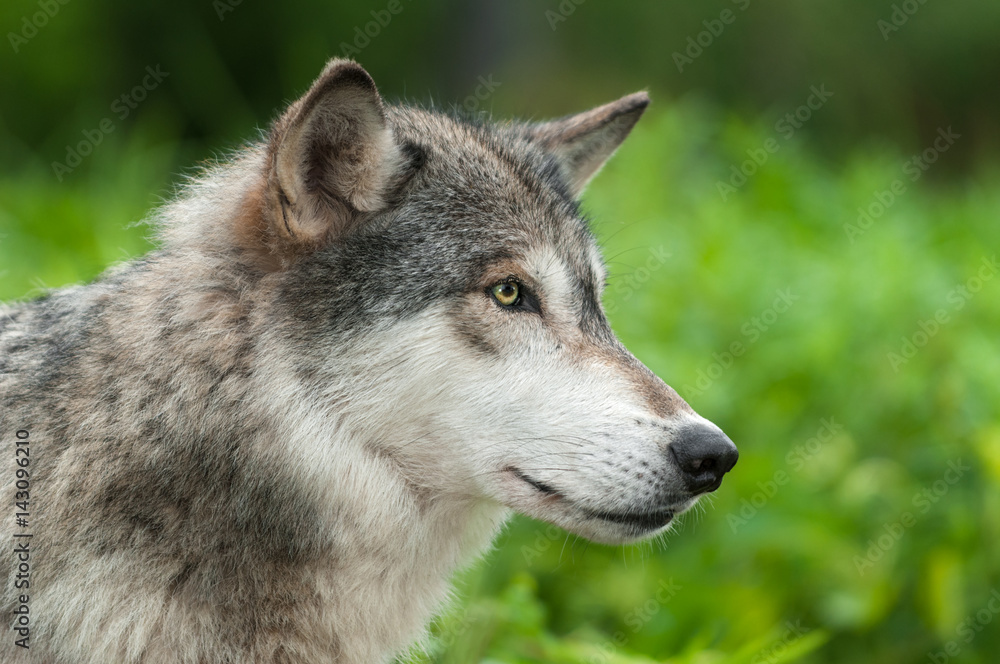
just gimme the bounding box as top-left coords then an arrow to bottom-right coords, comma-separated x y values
670,425 -> 739,494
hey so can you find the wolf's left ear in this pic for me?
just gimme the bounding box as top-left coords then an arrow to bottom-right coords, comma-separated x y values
262,59 -> 408,254
527,92 -> 649,197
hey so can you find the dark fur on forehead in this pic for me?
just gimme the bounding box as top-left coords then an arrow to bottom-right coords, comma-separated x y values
383,103 -> 604,267
388,105 -> 580,209
423,105 -> 580,205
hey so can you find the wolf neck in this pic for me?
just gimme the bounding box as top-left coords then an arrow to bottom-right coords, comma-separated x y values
315,455 -> 510,662
268,392 -> 510,661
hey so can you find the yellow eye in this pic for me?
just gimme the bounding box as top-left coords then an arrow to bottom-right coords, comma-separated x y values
491,282 -> 520,307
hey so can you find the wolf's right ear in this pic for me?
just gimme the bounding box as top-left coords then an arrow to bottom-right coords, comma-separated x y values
257,59 -> 408,261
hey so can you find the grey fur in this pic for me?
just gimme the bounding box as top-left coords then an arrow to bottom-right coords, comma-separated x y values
0,60 -> 736,663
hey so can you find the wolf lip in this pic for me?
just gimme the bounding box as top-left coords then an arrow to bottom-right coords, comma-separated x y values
582,507 -> 675,530
511,469 -> 676,529
510,468 -> 561,497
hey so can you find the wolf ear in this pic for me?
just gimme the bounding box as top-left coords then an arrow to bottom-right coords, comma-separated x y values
262,59 -> 407,253
528,92 -> 649,197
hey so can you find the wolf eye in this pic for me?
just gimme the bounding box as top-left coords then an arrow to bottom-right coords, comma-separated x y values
491,281 -> 521,307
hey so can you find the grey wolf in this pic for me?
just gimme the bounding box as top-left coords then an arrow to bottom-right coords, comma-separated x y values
0,59 -> 737,663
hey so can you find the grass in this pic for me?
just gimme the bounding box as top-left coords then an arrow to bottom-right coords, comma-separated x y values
1,101 -> 998,663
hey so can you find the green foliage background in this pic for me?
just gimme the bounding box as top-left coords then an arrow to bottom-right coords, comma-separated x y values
2,1 -> 998,662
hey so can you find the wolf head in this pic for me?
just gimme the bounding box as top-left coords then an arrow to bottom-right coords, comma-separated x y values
222,59 -> 737,545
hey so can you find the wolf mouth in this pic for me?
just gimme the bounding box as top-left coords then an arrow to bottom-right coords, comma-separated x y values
580,506 -> 675,530
511,468 -> 677,530
510,468 -> 561,496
